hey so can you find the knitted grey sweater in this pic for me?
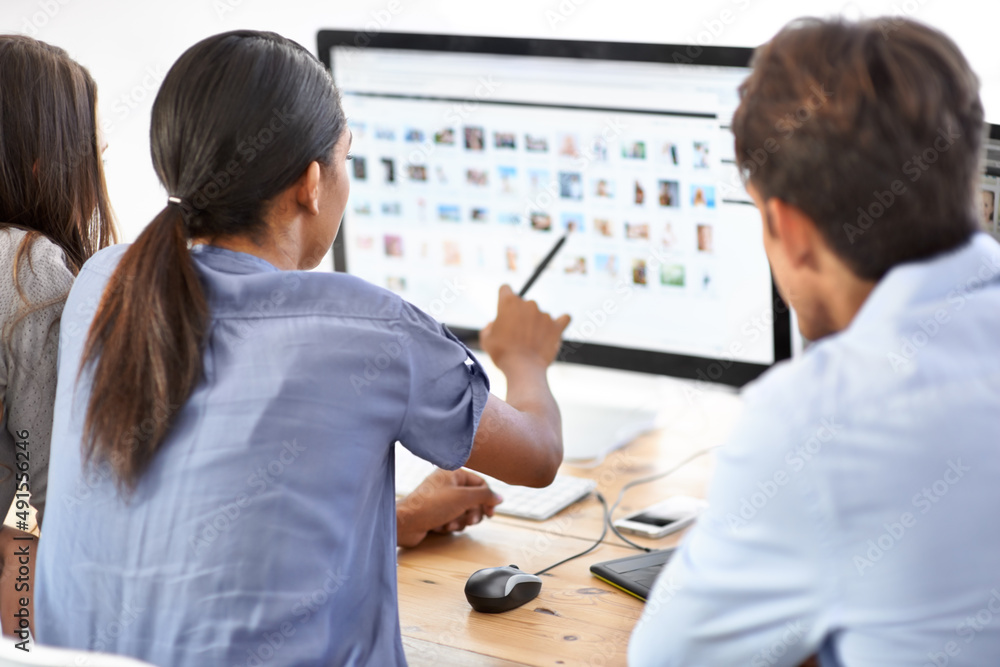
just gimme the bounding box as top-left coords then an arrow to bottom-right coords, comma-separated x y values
0,227 -> 74,523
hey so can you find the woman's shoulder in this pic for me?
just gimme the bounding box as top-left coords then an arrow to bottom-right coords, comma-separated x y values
0,226 -> 72,269
78,243 -> 129,277
0,226 -> 75,305
292,270 -> 411,321
276,270 -> 448,336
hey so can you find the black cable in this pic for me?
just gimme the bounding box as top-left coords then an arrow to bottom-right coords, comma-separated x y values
528,446 -> 719,575
607,446 -> 719,551
532,492 -> 608,576
608,511 -> 654,552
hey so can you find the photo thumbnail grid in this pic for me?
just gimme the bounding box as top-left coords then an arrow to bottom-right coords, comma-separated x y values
343,95 -> 725,301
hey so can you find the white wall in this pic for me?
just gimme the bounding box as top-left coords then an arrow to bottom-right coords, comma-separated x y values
2,0 -> 998,242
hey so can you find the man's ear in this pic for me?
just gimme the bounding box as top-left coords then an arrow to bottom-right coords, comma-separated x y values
766,197 -> 819,270
294,161 -> 322,216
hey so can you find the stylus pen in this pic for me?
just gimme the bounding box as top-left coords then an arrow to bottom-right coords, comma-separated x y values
518,233 -> 568,298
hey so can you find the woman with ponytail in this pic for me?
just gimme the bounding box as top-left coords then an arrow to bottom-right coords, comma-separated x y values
36,31 -> 567,665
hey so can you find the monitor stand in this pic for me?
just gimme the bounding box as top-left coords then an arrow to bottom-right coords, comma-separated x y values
473,356 -> 739,464
558,401 -> 659,464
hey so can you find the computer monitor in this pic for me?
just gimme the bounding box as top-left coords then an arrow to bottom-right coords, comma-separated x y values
317,31 -> 792,388
981,124 -> 1000,240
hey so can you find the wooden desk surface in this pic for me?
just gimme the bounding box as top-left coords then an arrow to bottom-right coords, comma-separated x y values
398,387 -> 743,666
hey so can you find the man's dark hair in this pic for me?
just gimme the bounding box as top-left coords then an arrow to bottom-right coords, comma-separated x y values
732,17 -> 984,281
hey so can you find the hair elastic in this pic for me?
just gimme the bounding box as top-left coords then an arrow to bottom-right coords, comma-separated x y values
167,195 -> 196,217
167,196 -> 198,229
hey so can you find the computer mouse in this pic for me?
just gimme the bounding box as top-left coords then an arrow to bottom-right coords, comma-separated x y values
464,564 -> 542,613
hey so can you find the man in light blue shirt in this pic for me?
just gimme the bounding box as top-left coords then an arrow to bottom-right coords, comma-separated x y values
630,17 -> 1000,667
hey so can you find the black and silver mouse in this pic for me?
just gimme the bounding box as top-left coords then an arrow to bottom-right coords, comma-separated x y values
464,564 -> 542,613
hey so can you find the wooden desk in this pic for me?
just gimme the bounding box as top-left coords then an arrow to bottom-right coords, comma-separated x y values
398,387 -> 743,666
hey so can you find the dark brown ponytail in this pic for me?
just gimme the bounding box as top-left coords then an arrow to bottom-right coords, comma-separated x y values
80,30 -> 346,491
81,205 -> 207,489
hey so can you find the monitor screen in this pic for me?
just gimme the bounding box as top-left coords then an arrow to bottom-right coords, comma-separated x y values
317,32 -> 791,387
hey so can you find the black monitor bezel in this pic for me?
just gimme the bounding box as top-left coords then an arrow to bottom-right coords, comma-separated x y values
986,123 -> 1000,178
317,30 -> 791,387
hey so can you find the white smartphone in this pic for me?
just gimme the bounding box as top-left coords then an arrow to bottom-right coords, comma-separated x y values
613,495 -> 709,539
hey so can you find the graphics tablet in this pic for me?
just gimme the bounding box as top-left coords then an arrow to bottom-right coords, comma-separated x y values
590,548 -> 676,601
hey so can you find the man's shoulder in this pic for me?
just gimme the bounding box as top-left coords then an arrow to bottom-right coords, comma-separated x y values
741,340 -> 843,418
